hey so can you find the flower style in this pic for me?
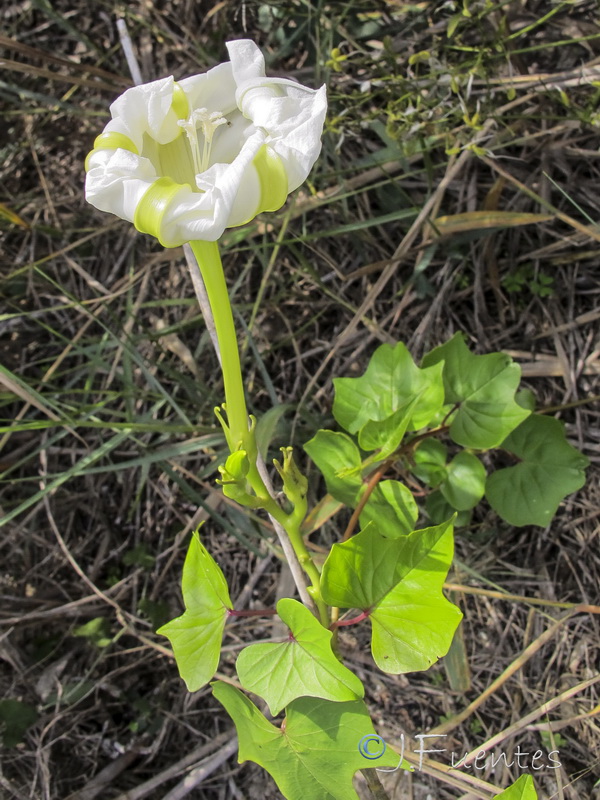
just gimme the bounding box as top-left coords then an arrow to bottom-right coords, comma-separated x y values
85,40 -> 327,246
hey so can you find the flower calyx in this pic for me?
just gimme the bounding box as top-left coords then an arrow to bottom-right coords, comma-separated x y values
273,447 -> 308,519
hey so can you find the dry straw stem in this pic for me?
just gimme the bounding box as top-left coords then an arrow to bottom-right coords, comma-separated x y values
460,674 -> 600,768
429,608 -> 588,739
527,703 -> 600,733
0,32 -> 130,88
64,749 -> 139,800
105,730 -> 237,800
478,153 -> 600,244
445,583 -> 600,614
401,752 -> 502,799
0,54 -> 125,94
155,736 -> 239,800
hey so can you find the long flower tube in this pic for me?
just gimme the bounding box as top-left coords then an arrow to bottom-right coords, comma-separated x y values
189,240 -> 328,624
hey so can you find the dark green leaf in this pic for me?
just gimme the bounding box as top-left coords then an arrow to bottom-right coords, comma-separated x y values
486,414 -> 589,526
440,451 -> 486,511
0,699 -> 38,747
422,333 -> 530,448
425,490 -> 471,527
412,439 -> 448,486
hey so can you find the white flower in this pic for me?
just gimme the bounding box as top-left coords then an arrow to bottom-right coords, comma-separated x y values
85,40 -> 327,246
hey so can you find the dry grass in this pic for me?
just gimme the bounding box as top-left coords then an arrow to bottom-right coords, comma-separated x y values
1,1 -> 599,798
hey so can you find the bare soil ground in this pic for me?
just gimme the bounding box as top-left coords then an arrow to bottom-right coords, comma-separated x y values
1,2 -> 599,799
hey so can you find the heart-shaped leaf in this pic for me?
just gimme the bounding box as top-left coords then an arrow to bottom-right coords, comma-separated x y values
422,333 -> 530,448
304,430 -> 363,507
321,521 -> 462,672
359,479 -> 418,537
370,523 -> 461,672
212,683 -> 405,800
486,414 -> 589,526
236,598 -> 364,715
333,342 -> 445,435
440,451 -> 486,511
157,534 -> 232,691
425,490 -> 472,527
412,438 -> 448,487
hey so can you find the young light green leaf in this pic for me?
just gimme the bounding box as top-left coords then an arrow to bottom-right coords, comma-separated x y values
440,451 -> 486,511
157,534 -> 232,691
496,774 -> 538,799
485,414 -> 589,526
370,523 -> 461,672
212,683 -> 404,800
412,438 -> 448,486
359,479 -> 418,537
422,333 -> 530,448
321,521 -> 462,672
236,598 -> 364,715
333,342 -> 445,435
357,397 -> 417,455
321,521 -> 447,608
303,430 -> 363,506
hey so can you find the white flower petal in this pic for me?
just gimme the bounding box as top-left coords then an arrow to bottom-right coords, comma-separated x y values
226,40 -> 266,84
85,39 -> 327,245
85,149 -> 156,222
178,63 -> 238,115
159,129 -> 266,243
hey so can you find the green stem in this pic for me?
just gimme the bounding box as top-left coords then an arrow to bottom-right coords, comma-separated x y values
189,239 -> 327,624
189,240 -> 249,449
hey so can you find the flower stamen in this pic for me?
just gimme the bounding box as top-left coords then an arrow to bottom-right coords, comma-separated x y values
178,108 -> 228,175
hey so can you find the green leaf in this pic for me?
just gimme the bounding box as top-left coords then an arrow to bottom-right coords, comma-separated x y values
157,534 -> 232,691
122,544 -> 155,569
357,398 -> 418,455
333,342 -> 445,435
359,480 -> 418,537
73,616 -> 112,648
440,451 -> 486,511
236,598 -> 364,715
0,699 -> 38,747
412,439 -> 448,486
425,490 -> 471,527
255,403 -> 294,460
321,521 -> 462,672
485,414 -> 589,526
496,774 -> 538,799
304,430 -> 363,506
516,388 -> 536,411
422,333 -> 530,448
212,683 -> 404,800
